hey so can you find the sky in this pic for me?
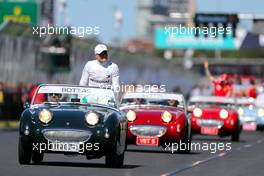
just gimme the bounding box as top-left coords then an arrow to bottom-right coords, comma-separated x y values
197,0 -> 264,13
55,0 -> 136,44
55,0 -> 264,43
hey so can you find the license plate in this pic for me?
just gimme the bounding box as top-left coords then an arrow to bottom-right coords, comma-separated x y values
49,142 -> 80,152
243,123 -> 257,131
201,127 -> 218,135
136,136 -> 159,146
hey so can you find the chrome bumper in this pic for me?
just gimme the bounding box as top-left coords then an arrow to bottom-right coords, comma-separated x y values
197,119 -> 224,129
130,125 -> 167,137
42,129 -> 92,143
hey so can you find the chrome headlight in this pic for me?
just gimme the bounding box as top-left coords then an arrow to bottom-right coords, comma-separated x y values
258,109 -> 264,117
39,109 -> 53,124
162,111 -> 172,123
126,110 -> 136,122
85,112 -> 99,126
220,109 -> 228,119
238,108 -> 244,116
193,108 -> 203,117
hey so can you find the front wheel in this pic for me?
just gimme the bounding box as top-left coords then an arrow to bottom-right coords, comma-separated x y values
231,124 -> 240,142
32,152 -> 44,164
105,141 -> 124,168
178,137 -> 192,154
178,122 -> 192,154
18,137 -> 32,165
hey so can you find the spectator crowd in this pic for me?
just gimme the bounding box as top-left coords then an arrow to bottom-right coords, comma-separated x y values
0,81 -> 39,120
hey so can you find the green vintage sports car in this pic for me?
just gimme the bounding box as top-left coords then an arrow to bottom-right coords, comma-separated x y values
18,84 -> 127,168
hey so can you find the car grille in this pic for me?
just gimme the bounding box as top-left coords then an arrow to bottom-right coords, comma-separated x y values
130,125 -> 167,137
42,129 -> 92,143
197,119 -> 224,129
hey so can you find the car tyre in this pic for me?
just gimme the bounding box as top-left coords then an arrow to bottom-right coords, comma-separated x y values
32,152 -> 44,164
178,139 -> 192,154
231,124 -> 240,142
18,137 -> 32,165
257,125 -> 264,131
178,125 -> 192,154
105,141 -> 124,168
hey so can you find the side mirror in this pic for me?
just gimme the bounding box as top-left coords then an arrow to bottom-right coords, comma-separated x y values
23,102 -> 30,109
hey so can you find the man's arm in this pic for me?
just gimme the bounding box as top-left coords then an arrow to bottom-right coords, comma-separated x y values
112,64 -> 120,91
111,64 -> 120,100
204,59 -> 215,82
79,63 -> 89,86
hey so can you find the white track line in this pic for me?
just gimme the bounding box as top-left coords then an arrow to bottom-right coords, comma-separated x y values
161,138 -> 264,176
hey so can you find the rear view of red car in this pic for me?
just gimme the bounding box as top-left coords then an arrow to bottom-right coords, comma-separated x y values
189,96 -> 241,141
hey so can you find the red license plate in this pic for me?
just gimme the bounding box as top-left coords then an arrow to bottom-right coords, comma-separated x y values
201,127 -> 218,135
243,123 -> 257,131
136,136 -> 159,146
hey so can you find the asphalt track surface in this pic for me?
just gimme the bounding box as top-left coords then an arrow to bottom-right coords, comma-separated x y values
0,130 -> 263,176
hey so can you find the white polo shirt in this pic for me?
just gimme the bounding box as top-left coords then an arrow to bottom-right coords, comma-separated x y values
79,60 -> 119,90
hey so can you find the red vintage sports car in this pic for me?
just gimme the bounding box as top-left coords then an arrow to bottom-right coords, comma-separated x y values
188,96 -> 241,141
120,92 -> 191,152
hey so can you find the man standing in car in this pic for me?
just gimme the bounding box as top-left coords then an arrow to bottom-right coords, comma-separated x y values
79,44 -> 120,92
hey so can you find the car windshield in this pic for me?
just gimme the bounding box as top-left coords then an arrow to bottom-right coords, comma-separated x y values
31,85 -> 116,107
189,101 -> 235,109
120,92 -> 185,109
189,96 -> 236,109
236,98 -> 254,107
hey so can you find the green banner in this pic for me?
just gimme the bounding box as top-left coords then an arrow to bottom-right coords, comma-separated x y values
0,1 -> 38,25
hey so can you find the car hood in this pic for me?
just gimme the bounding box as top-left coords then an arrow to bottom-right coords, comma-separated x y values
32,104 -> 113,114
197,107 -> 236,119
121,105 -> 185,124
29,104 -> 114,127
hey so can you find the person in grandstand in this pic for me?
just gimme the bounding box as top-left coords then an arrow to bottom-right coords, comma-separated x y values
204,60 -> 233,97
247,79 -> 257,98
